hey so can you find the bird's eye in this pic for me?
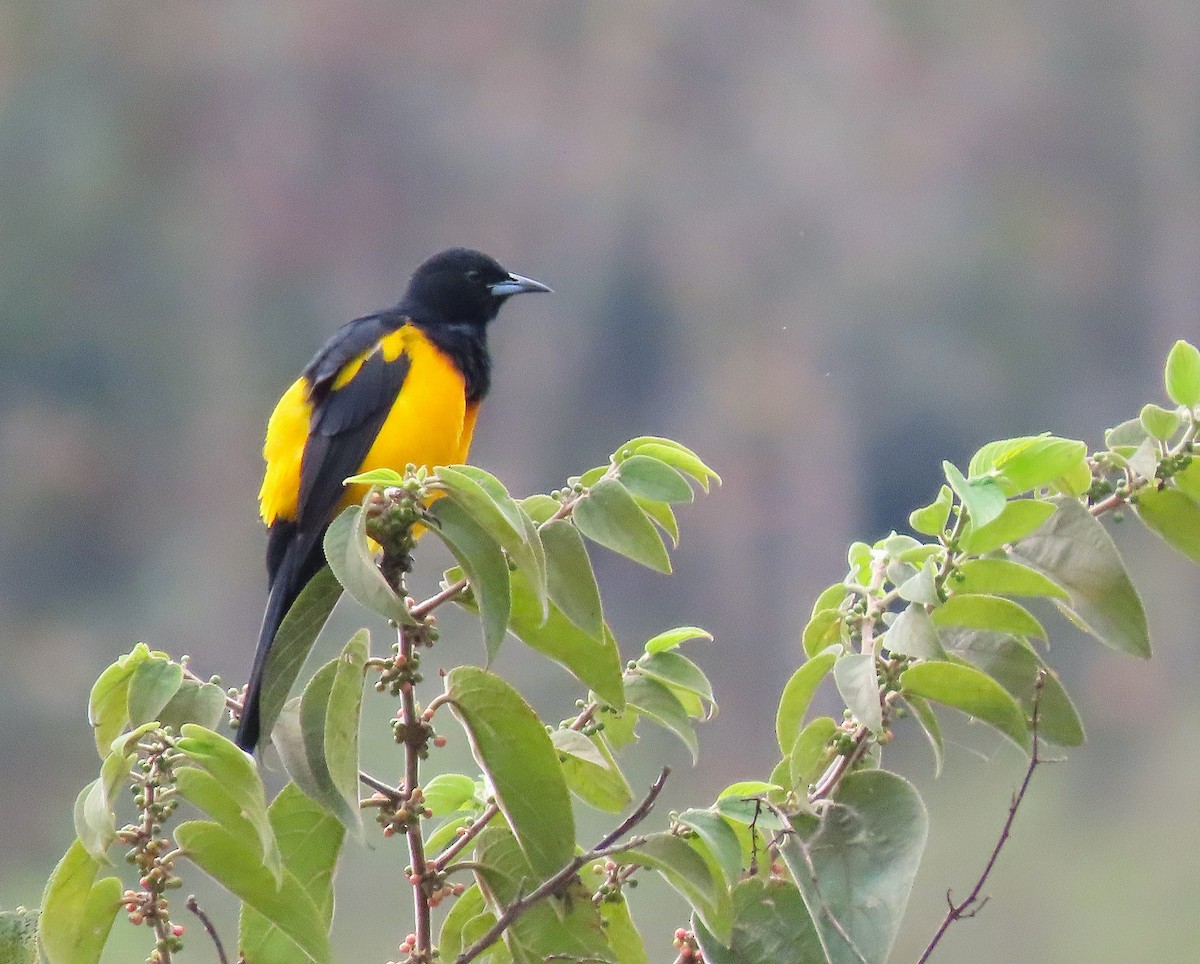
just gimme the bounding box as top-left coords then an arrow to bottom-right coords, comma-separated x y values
466,269 -> 481,282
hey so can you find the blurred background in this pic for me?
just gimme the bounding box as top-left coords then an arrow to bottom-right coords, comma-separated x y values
3,0 -> 1199,960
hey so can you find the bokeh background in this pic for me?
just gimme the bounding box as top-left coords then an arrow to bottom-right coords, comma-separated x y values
3,0 -> 1199,960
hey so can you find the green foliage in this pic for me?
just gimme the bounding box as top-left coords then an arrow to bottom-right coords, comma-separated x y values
30,344 -> 1200,964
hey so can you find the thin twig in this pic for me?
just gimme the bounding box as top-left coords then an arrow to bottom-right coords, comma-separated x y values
185,895 -> 228,964
455,768 -> 670,964
432,803 -> 499,872
397,623 -> 433,961
916,670 -> 1047,964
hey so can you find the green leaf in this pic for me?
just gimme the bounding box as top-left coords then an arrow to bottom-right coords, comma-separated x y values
1174,459 -> 1200,502
435,465 -> 547,611
615,832 -> 729,943
902,695 -> 944,776
472,826 -> 611,963
323,505 -> 412,624
156,677 -> 227,733
518,493 -> 559,524
175,724 -> 283,880
677,809 -> 744,884
970,436 -> 1089,497
941,630 -> 1085,746
716,781 -> 785,829
573,478 -> 672,573
74,747 -> 136,861
778,770 -> 927,964
900,661 -> 1030,750
239,782 -> 345,964
954,558 -> 1070,600
421,773 -> 480,818
438,883 -> 488,962
126,657 -> 184,727
909,485 -> 953,536
810,582 -> 850,617
617,454 -> 695,503
274,632 -> 368,836
833,652 -> 883,734
176,821 -> 332,964
599,896 -> 650,964
1165,339 -> 1200,407
341,467 -> 403,486
775,652 -> 837,755
1106,417 -> 1149,453
1140,403 -> 1183,442
540,519 -> 604,640
788,717 -> 838,790
802,609 -> 845,658
624,674 -> 699,762
633,495 -> 680,545
551,729 -> 634,813
616,437 -> 721,490
446,667 -> 574,880
0,908 -> 39,964
428,496 -> 511,660
254,565 -> 343,749
1009,497 -> 1151,658
944,461 -> 1006,528
960,498 -> 1057,554
637,651 -> 715,708
38,840 -> 121,964
932,593 -> 1046,639
1136,487 -> 1200,563
504,568 -> 624,709
645,625 -> 713,654
896,559 -> 939,605
884,604 -> 945,659
87,644 -> 152,757
693,878 -> 823,964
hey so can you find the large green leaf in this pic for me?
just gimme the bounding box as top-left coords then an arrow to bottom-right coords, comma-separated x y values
932,593 -> 1046,640
598,896 -> 650,964
615,832 -> 730,944
802,609 -> 846,658
941,629 -> 1084,746
157,677 -> 227,733
551,729 -> 633,813
126,656 -> 184,727
239,782 -> 345,964
421,773 -> 480,818
884,604 -> 944,659
175,724 -> 283,881
617,454 -> 695,503
778,770 -> 928,964
969,436 -> 1088,497
637,650 -> 715,710
428,496 -> 511,660
74,746 -> 135,861
446,668 -> 574,880
87,644 -> 152,757
573,478 -> 671,573
960,498 -> 1057,554
38,840 -> 122,964
253,566 -> 343,749
616,436 -> 720,490
644,625 -> 713,654
434,465 -> 545,614
274,632 -> 368,836
954,558 -> 1070,600
1136,487 -> 1200,563
676,809 -> 745,885
833,652 -> 883,735
623,674 -> 698,762
473,826 -> 611,963
1165,339 -> 1200,407
774,651 -> 837,754
789,717 -> 838,791
1009,497 -> 1151,658
176,821 -> 332,964
323,505 -> 412,624
900,661 -> 1030,751
693,878 -> 823,964
909,485 -> 953,537
504,569 -> 624,709
539,518 -> 604,640
943,461 -> 1006,528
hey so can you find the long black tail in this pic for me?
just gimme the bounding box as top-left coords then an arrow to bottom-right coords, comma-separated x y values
235,522 -> 326,752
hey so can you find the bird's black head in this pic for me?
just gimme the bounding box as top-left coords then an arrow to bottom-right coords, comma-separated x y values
402,248 -> 551,327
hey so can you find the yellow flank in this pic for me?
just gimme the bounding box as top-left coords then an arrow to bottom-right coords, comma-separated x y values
257,324 -> 480,525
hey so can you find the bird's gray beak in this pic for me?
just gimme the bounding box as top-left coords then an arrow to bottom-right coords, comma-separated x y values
489,273 -> 553,297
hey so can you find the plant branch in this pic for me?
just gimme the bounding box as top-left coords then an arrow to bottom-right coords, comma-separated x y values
184,896 -> 228,964
432,803 -> 499,872
397,622 -> 433,961
455,767 -> 670,964
916,670 -> 1047,964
